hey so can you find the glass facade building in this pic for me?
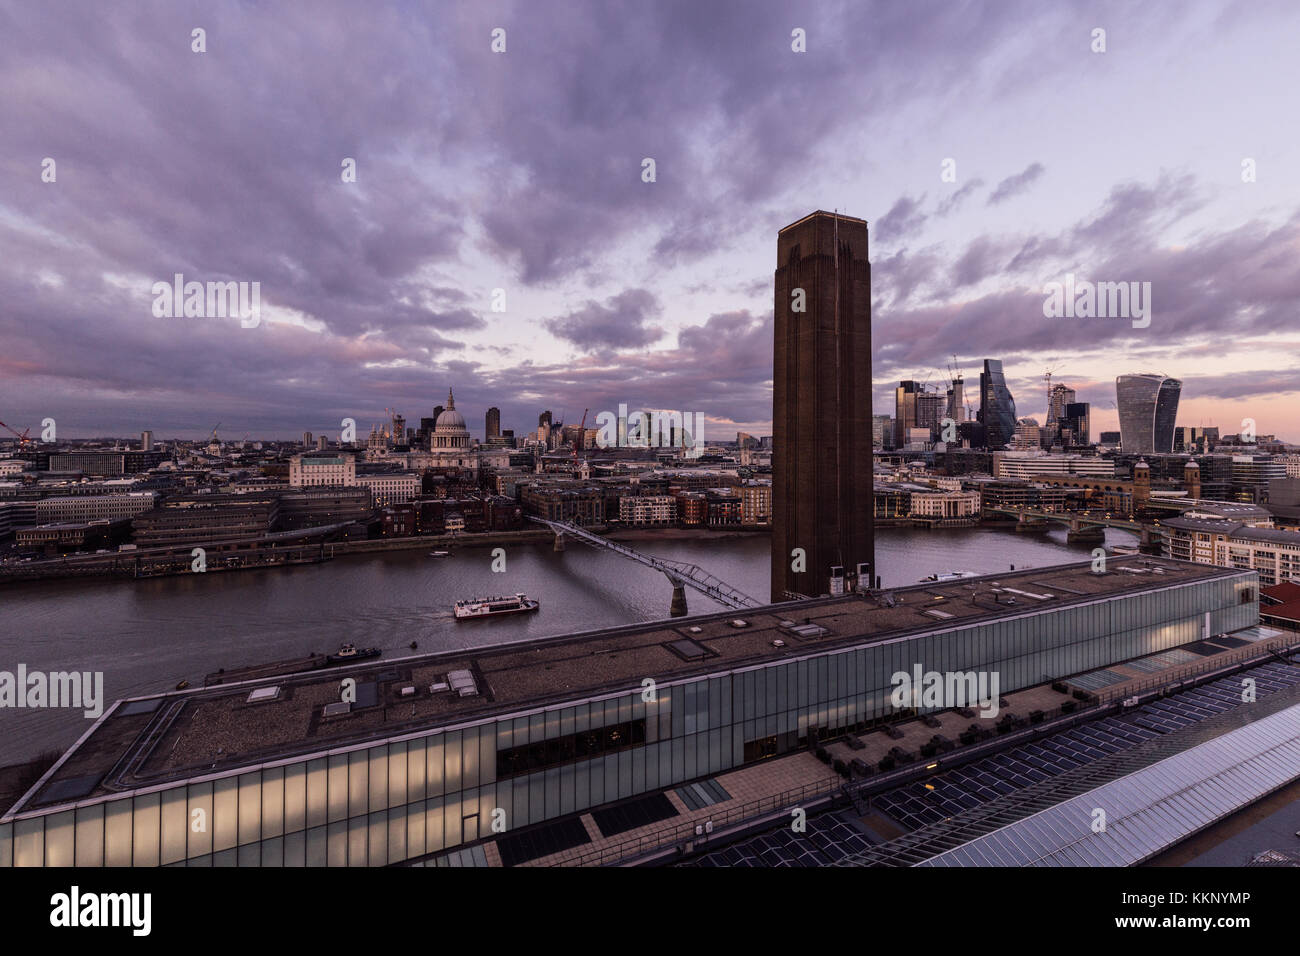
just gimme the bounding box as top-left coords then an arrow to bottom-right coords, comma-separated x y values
0,569 -> 1259,867
978,359 -> 1017,450
1116,373 -> 1182,455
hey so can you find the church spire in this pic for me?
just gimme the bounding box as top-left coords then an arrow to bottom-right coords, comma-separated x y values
446,387 -> 455,410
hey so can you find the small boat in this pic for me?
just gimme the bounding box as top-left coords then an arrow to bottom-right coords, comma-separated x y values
325,643 -> 382,664
454,593 -> 540,620
429,550 -> 450,557
175,679 -> 190,691
920,570 -> 980,583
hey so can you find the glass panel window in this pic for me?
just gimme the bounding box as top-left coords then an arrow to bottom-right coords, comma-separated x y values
212,776 -> 239,852
132,792 -> 161,867
43,809 -> 75,868
186,782 -> 214,859
237,774 -> 261,848
261,766 -> 285,840
283,763 -> 307,835
74,803 -> 105,867
12,817 -> 44,868
104,797 -> 134,866
160,787 -> 189,865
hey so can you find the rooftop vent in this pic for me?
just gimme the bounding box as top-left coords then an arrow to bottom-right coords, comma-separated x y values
789,622 -> 828,638
322,701 -> 351,717
247,686 -> 281,703
665,638 -> 713,661
447,669 -> 478,697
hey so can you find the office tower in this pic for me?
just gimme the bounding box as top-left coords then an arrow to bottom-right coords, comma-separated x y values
486,406 -> 501,440
946,376 -> 965,423
872,415 -> 894,450
414,416 -> 435,449
772,210 -> 874,602
141,430 -> 153,451
303,431 -> 313,448
1047,383 -> 1076,427
1182,425 -> 1218,455
1013,417 -> 1043,450
316,435 -> 327,451
894,381 -> 919,448
978,359 -> 1017,450
1060,402 -> 1091,447
916,390 -> 945,434
1116,373 -> 1182,454
539,410 -> 552,428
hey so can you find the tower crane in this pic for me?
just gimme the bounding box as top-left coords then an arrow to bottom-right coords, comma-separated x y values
1042,360 -> 1064,421
0,420 -> 32,446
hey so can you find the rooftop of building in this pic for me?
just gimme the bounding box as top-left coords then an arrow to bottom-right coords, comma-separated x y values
5,555 -> 1249,818
778,210 -> 868,233
1262,581 -> 1300,604
1261,601 -> 1300,624
1182,501 -> 1272,519
1163,516 -> 1300,543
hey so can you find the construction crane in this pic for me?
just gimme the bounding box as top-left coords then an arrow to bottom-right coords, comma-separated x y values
0,420 -> 32,446
1042,360 -> 1064,421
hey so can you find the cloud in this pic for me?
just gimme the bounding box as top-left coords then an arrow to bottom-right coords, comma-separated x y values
876,195 -> 928,243
937,178 -> 985,217
542,289 -> 665,351
988,162 -> 1045,205
0,2 -> 1296,440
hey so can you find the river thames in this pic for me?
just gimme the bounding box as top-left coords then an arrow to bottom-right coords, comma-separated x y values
0,524 -> 1139,763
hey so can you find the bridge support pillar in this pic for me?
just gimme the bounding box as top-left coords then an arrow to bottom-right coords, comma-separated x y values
1067,524 -> 1105,544
553,532 -> 565,552
670,583 -> 688,617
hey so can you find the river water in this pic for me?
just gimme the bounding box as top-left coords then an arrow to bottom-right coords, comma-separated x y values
0,524 -> 1138,763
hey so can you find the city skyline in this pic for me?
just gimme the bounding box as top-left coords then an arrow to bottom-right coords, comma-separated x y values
3,2 -> 1300,443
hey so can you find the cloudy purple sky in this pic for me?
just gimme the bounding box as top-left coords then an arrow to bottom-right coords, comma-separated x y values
2,0 -> 1299,443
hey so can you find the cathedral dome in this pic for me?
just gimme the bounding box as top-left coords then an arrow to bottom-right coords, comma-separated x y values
435,388 -> 467,431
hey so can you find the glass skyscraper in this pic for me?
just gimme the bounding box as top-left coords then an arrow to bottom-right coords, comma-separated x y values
1116,373 -> 1182,454
978,359 -> 1017,450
